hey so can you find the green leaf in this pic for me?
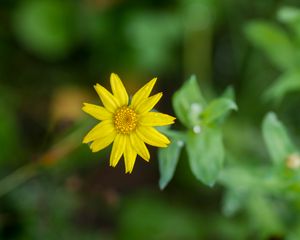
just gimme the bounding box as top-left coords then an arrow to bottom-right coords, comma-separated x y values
277,6 -> 300,41
262,112 -> 296,165
158,133 -> 185,190
222,190 -> 244,217
172,75 -> 206,128
186,127 -> 224,186
277,6 -> 300,23
247,193 -> 284,237
219,166 -> 261,190
264,71 -> 300,103
221,86 -> 235,101
13,0 -> 77,60
125,12 -> 181,71
245,21 -> 296,70
201,98 -> 237,125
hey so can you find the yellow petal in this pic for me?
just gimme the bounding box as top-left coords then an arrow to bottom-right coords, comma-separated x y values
131,78 -> 157,108
124,138 -> 137,173
135,92 -> 162,114
139,112 -> 175,126
136,126 -> 170,147
129,132 -> 150,161
82,120 -> 114,143
90,131 -> 117,152
110,73 -> 129,106
82,103 -> 112,120
94,84 -> 120,112
110,134 -> 126,167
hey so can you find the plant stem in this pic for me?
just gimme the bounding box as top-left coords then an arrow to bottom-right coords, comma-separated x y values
0,163 -> 37,198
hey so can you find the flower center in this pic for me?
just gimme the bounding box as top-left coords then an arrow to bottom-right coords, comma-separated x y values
114,106 -> 138,134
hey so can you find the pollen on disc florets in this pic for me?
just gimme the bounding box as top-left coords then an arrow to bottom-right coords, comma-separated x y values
114,106 -> 138,134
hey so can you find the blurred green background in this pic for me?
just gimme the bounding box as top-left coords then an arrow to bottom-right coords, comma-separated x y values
1,0 -> 300,239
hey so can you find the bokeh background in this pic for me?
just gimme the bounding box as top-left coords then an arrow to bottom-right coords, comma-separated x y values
1,0 -> 300,239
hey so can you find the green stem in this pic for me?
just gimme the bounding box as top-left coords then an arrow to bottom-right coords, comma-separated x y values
0,119 -> 90,198
0,163 -> 37,198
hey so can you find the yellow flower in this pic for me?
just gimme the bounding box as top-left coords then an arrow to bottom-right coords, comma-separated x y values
82,73 -> 175,173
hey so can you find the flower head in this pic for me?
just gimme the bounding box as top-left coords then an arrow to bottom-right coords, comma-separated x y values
82,73 -> 175,173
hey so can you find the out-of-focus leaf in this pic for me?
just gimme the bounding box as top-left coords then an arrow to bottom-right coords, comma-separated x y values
158,133 -> 185,190
186,127 -> 224,186
264,71 -> 300,103
287,224 -> 300,240
262,112 -> 296,165
247,193 -> 284,238
221,86 -> 235,101
245,21 -> 296,70
13,0 -> 77,60
278,6 -> 300,23
201,98 -> 237,125
119,194 -> 202,240
218,166 -> 261,190
125,12 -> 181,71
277,6 -> 300,41
11,180 -> 83,240
219,165 -> 286,195
172,75 -> 207,128
222,190 -> 244,217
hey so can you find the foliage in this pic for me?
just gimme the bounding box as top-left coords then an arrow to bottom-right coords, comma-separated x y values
245,6 -> 300,103
1,0 -> 300,239
158,76 -> 237,187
